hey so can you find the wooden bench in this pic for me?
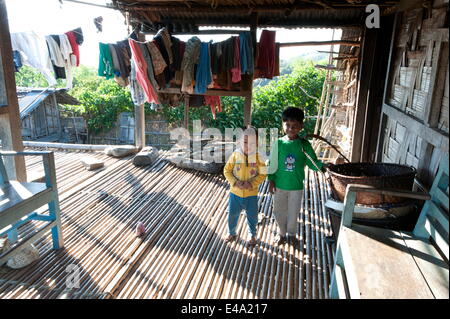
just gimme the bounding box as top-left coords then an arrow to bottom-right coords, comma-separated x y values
0,151 -> 64,265
329,156 -> 449,299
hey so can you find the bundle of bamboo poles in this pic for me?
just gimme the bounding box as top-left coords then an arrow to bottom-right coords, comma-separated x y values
0,148 -> 334,299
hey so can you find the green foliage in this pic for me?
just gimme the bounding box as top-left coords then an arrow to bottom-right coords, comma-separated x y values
68,66 -> 134,134
159,60 -> 326,136
252,61 -> 325,135
15,65 -> 66,88
159,96 -> 245,132
17,58 -> 325,138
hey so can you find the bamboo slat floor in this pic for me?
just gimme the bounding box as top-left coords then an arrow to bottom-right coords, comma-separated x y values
0,148 -> 334,299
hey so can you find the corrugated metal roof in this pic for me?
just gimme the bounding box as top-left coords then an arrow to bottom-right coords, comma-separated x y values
18,91 -> 50,119
17,88 -> 80,119
114,0 -> 399,30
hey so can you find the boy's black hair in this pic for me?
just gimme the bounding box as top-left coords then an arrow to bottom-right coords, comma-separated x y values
282,107 -> 304,123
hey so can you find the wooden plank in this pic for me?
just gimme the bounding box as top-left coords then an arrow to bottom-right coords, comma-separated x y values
343,225 -> 435,299
157,87 -> 248,97
243,93 -> 252,127
424,215 -> 449,260
382,103 -> 449,152
183,95 -> 189,129
426,40 -> 449,128
0,0 -> 26,181
400,232 -> 449,299
279,40 -> 360,48
376,12 -> 400,162
0,181 -> 52,228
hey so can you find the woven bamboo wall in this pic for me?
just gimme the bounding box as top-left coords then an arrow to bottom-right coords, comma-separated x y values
380,2 -> 449,188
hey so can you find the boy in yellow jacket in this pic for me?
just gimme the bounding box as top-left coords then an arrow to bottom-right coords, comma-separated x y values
223,127 -> 267,247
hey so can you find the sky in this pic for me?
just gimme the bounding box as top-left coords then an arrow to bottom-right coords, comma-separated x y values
5,0 -> 342,68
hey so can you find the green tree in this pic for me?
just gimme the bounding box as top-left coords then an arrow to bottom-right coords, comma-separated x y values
68,67 -> 134,135
15,65 -> 66,88
159,60 -> 326,135
252,61 -> 325,134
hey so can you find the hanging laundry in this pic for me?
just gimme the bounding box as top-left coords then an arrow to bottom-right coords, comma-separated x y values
146,41 -> 167,76
11,32 -> 56,86
94,16 -> 103,33
210,42 -> 221,76
59,34 -> 76,88
128,38 -> 159,104
65,30 -> 80,66
231,36 -> 241,83
46,35 -> 66,79
154,33 -> 172,85
129,59 -> 146,106
194,42 -> 212,94
138,42 -> 159,91
204,95 -> 222,120
172,40 -> 185,86
255,30 -> 276,79
217,37 -> 235,90
239,31 -> 254,75
98,42 -> 114,79
13,50 -> 22,72
181,36 -> 201,94
72,27 -> 84,45
114,39 -> 132,79
274,43 -> 280,77
170,36 -> 183,72
156,27 -> 173,64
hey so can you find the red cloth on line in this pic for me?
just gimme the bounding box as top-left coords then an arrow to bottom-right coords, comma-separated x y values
204,96 -> 222,119
65,31 -> 80,66
255,30 -> 276,79
129,38 -> 159,104
231,36 -> 241,83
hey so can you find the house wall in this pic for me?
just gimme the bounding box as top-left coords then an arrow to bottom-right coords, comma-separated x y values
377,2 -> 449,188
21,95 -> 61,139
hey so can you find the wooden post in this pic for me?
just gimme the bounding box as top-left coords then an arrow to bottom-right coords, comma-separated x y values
134,103 -> 145,149
375,12 -> 400,162
0,0 -> 26,182
360,15 -> 395,162
134,30 -> 146,150
243,12 -> 258,127
184,95 -> 190,129
243,93 -> 252,127
52,93 -> 63,140
351,24 -> 382,163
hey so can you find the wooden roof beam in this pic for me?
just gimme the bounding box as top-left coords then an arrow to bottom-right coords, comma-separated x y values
280,40 -> 361,47
118,4 -> 351,14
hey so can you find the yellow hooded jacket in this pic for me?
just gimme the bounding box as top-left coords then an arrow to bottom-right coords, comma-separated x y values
223,149 -> 267,198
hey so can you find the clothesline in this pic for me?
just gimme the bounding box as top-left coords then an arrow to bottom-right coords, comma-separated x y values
11,28 -> 84,89
98,27 -> 279,118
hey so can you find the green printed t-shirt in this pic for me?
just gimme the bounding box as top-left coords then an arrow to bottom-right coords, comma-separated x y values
267,135 -> 323,190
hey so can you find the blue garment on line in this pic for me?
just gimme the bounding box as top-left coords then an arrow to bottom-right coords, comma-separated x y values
228,193 -> 258,237
239,32 -> 254,75
194,42 -> 212,94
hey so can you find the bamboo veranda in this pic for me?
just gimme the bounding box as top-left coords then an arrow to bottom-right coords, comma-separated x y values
0,148 -> 334,299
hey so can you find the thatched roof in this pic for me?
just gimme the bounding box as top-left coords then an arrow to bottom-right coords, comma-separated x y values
111,0 -> 400,32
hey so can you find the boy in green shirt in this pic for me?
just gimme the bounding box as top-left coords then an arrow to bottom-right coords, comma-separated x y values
268,107 -> 326,245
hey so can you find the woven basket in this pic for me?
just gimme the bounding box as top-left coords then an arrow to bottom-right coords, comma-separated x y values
327,162 -> 417,205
